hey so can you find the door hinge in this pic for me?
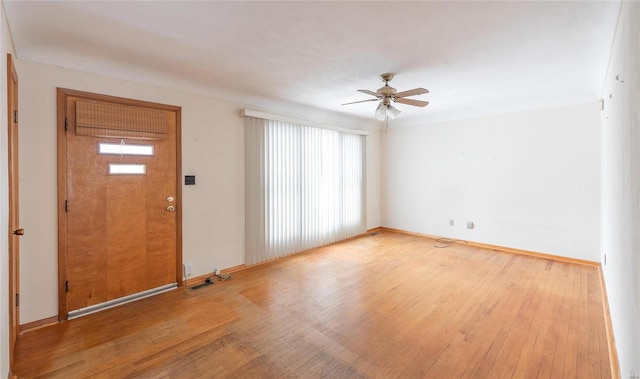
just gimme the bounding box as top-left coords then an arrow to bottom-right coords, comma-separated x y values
64,200 -> 69,212
15,293 -> 19,307
13,110 -> 18,123
65,281 -> 69,293
600,98 -> 605,111
64,117 -> 68,131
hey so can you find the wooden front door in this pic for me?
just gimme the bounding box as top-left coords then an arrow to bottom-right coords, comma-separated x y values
57,89 -> 182,319
7,53 -> 21,368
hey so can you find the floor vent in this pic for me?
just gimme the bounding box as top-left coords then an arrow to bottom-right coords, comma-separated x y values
370,232 -> 379,236
190,280 -> 214,291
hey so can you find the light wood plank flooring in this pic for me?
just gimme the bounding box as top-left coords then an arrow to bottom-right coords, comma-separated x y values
13,231 -> 612,378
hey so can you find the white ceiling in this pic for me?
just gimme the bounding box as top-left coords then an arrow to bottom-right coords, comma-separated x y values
3,0 -> 621,126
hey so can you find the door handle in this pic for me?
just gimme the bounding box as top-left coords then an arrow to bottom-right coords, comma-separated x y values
166,206 -> 175,212
13,228 -> 24,236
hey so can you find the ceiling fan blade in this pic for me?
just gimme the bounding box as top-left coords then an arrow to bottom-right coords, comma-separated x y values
357,89 -> 381,98
394,97 -> 429,107
342,98 -> 380,106
394,88 -> 429,98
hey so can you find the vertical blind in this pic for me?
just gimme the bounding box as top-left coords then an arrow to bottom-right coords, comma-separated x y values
244,115 -> 366,265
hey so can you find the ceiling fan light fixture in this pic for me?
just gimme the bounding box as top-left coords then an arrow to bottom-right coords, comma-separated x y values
388,105 -> 401,119
375,102 -> 401,120
375,102 -> 387,120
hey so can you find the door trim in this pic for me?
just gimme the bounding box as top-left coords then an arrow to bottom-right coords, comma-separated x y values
7,53 -> 19,373
56,88 -> 183,320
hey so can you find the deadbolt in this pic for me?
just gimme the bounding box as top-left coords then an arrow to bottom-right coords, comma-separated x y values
166,205 -> 175,212
167,196 -> 174,202
13,228 -> 24,236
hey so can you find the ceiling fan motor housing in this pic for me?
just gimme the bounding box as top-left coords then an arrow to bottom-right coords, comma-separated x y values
378,73 -> 397,97
378,84 -> 396,97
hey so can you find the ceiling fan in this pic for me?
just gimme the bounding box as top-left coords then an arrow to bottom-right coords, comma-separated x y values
342,73 -> 429,120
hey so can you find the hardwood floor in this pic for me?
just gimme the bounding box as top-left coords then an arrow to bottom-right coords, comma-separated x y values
13,231 -> 612,378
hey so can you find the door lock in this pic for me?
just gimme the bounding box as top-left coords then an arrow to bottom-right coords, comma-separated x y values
166,205 -> 175,212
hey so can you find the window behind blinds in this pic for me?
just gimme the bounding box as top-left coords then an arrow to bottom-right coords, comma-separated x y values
244,115 -> 366,265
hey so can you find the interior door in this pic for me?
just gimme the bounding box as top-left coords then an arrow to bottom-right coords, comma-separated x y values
57,89 -> 182,318
7,53 -> 21,368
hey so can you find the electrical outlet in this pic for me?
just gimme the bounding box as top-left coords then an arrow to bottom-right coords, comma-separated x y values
183,262 -> 192,277
466,221 -> 474,229
449,219 -> 454,227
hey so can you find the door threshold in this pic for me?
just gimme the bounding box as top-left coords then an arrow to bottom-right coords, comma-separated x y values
68,283 -> 177,320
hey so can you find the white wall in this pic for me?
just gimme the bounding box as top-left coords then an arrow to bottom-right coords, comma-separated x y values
383,103 -> 601,261
601,1 -> 640,376
366,127 -> 381,229
15,60 -> 381,324
0,2 -> 15,376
